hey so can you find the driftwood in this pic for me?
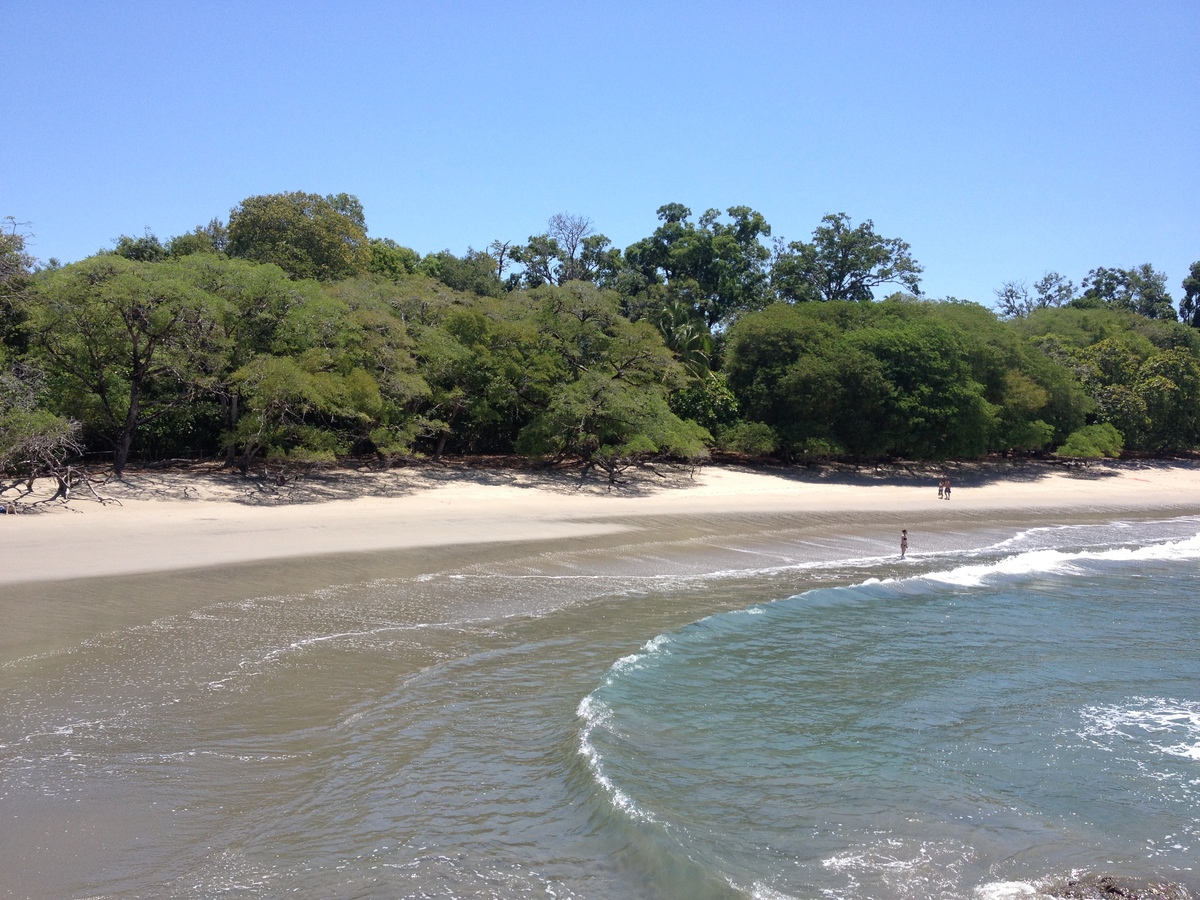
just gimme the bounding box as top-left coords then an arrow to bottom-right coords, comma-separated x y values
11,466 -> 123,510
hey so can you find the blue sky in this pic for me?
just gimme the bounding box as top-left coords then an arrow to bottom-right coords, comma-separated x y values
4,1 -> 1198,307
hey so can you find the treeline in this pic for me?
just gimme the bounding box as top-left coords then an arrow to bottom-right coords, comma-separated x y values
2,193 -> 1199,482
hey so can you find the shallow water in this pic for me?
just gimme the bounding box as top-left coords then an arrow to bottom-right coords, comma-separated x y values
1,514 -> 1198,898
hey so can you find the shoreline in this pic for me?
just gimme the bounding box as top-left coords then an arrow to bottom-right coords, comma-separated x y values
0,504 -> 1170,655
3,464 -> 1200,897
3,459 -> 1200,586
2,459 -> 1199,665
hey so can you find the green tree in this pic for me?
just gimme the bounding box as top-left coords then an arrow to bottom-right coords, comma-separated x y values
408,299 -> 553,456
0,218 -> 34,294
994,272 -> 1074,319
325,277 -> 432,455
417,249 -> 504,296
368,238 -> 421,280
168,253 -> 313,462
325,192 -> 366,229
509,214 -> 622,290
1135,348 -> 1200,451
1035,271 -> 1076,308
723,302 -> 843,438
0,362 -> 82,485
726,301 -> 998,460
669,371 -> 740,436
1180,261 -> 1200,328
225,354 -> 342,470
771,213 -> 922,303
624,204 -> 773,329
514,283 -> 708,480
1,217 -> 35,351
846,318 -> 995,458
167,219 -> 229,257
656,299 -> 715,377
1055,422 -> 1123,459
1019,306 -> 1200,452
226,191 -> 370,281
929,299 -> 1087,447
1073,337 -> 1151,446
23,256 -> 228,474
220,272 -> 431,472
993,370 -> 1055,451
512,233 -> 562,288
1077,264 -> 1176,320
113,230 -> 168,262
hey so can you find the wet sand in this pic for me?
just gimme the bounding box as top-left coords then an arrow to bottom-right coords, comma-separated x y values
2,462 -> 1199,898
4,460 -> 1199,583
2,459 -> 1199,665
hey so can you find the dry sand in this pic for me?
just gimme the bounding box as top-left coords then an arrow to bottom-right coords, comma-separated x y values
3,459 -> 1200,586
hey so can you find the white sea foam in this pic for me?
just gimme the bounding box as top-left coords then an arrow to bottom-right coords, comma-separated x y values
747,881 -> 800,900
575,631 -> 685,824
920,532 -> 1200,588
974,881 -> 1054,899
607,633 -> 671,681
988,516 -> 1200,555
822,850 -> 921,873
575,694 -> 656,823
1079,697 -> 1200,760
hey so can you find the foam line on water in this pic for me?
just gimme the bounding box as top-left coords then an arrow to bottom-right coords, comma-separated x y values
576,694 -> 656,824
974,881 -> 1055,899
1078,696 -> 1200,761
607,634 -> 672,682
573,630 -> 685,824
917,532 -> 1200,588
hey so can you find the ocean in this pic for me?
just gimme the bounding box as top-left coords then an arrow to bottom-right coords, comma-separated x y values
1,513 -> 1198,899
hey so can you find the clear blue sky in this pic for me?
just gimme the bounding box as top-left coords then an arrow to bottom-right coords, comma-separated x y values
4,1 -> 1197,307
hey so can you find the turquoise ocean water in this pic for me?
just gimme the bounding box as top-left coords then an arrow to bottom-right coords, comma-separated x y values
1,514 -> 1198,898
581,522 -> 1200,898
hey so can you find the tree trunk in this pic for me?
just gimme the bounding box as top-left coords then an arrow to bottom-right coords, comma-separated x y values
223,392 -> 239,467
113,384 -> 141,476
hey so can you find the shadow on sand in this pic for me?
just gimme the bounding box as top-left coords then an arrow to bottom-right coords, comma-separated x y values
4,456 -> 1192,513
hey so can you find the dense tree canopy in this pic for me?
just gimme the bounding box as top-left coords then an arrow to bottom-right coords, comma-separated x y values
24,256 -> 228,474
226,192 -> 370,281
1,218 -> 35,350
771,213 -> 923,304
4,195 -> 1197,482
1073,264 -> 1176,320
722,299 -> 1083,460
994,271 -> 1075,319
1180,261 -> 1200,329
623,204 -> 773,329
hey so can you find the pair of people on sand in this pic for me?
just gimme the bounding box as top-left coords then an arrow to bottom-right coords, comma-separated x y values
937,478 -> 952,499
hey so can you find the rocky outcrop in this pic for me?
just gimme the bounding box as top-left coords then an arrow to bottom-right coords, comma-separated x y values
1048,874 -> 1194,899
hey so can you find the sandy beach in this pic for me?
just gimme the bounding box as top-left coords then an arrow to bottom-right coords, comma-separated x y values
4,459 -> 1200,586
2,458 -> 1199,666
4,460 -> 1200,898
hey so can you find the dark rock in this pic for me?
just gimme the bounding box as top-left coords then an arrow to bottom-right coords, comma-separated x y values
1047,873 -> 1194,899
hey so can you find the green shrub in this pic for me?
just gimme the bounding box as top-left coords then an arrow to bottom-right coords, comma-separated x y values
1054,422 -> 1123,459
717,421 -> 778,455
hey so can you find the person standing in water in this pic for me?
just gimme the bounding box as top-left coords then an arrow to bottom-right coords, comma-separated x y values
900,529 -> 908,559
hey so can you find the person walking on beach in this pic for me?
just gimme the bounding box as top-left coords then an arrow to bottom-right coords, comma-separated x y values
944,478 -> 951,500
900,529 -> 908,559
937,479 -> 944,499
